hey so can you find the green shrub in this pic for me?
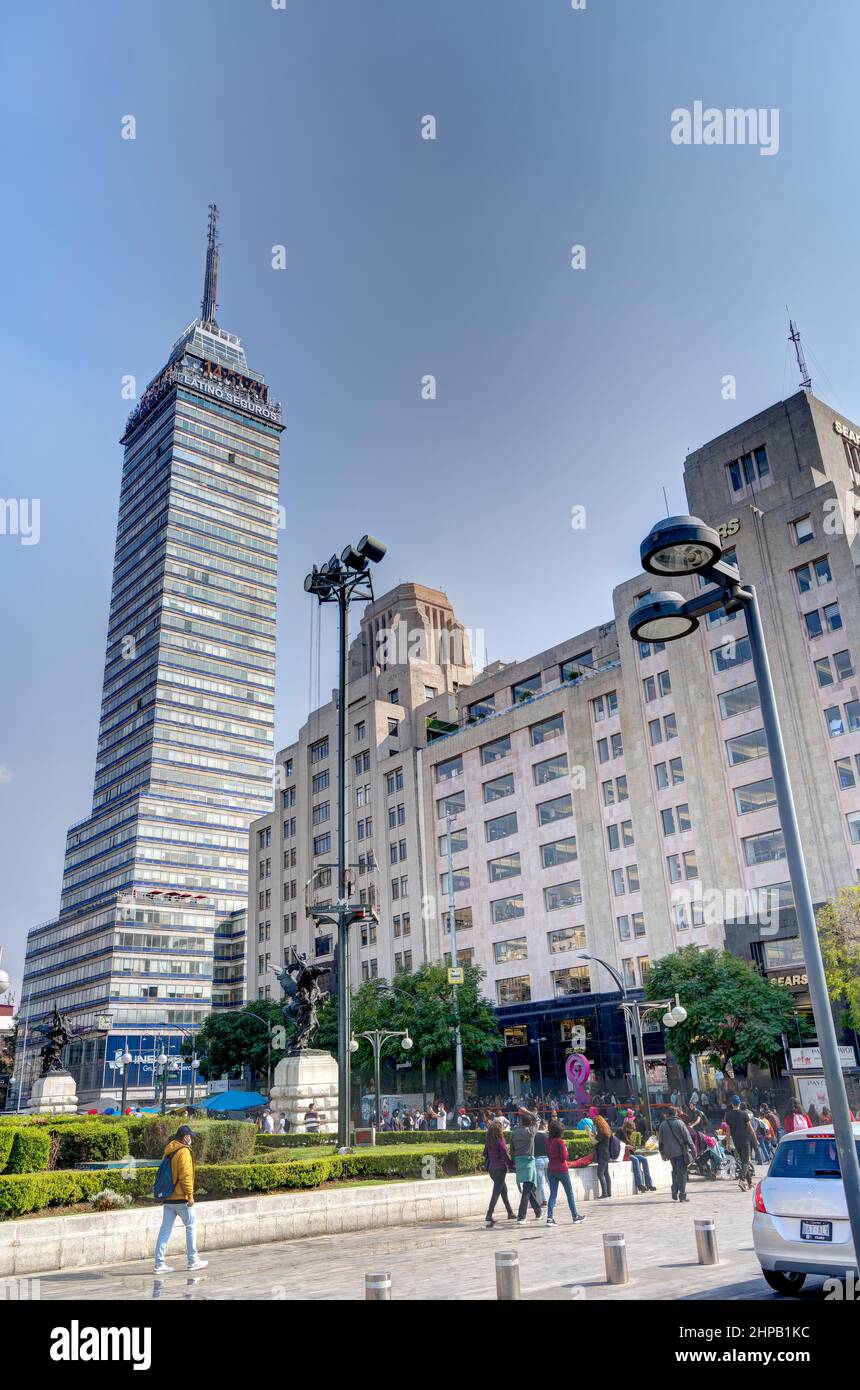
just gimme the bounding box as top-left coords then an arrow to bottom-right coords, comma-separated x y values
53,1123 -> 129,1168
0,1168 -> 155,1219
6,1128 -> 52,1174
0,1130 -> 17,1172
126,1117 -> 255,1165
255,1133 -> 336,1150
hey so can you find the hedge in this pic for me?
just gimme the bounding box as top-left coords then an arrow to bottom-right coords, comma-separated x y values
256,1133 -> 337,1150
0,1143 -> 485,1218
0,1131 -> 15,1172
125,1117 -> 255,1166
5,1129 -> 53,1174
0,1121 -> 130,1173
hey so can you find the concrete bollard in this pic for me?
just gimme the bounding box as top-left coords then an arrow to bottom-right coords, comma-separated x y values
603,1231 -> 629,1285
365,1271 -> 392,1300
694,1218 -> 719,1266
495,1250 -> 521,1300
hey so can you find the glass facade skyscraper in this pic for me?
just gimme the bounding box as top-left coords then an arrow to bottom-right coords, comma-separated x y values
14,209 -> 283,1106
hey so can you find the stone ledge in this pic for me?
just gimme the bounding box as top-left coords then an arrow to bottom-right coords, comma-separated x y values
0,1158 -> 673,1277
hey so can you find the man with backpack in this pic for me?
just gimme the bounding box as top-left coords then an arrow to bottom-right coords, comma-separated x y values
153,1124 -> 208,1274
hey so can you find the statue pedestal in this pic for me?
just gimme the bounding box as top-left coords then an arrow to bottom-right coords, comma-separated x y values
268,1051 -> 338,1134
28,1071 -> 79,1114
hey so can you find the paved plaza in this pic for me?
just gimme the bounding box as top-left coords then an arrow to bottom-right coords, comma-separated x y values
25,1178 -> 834,1302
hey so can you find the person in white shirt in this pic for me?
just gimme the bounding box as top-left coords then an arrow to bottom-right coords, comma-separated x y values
263,1111 -> 275,1134
435,1103 -> 448,1130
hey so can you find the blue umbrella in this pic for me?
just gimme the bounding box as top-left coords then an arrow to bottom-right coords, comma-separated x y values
193,1090 -> 268,1113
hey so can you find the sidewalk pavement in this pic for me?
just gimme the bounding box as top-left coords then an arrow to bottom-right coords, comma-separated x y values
24,1177 -> 828,1302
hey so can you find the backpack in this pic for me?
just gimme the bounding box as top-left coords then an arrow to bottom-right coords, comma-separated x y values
608,1133 -> 622,1160
152,1152 -> 175,1201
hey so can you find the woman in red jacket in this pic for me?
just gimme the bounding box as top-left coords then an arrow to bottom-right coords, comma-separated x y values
546,1119 -> 587,1227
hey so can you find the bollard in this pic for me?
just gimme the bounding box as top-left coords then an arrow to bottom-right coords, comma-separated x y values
694,1218 -> 719,1266
603,1231 -> 629,1285
365,1270 -> 392,1300
495,1250 -> 521,1300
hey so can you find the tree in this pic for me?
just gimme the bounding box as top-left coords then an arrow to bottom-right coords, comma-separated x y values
817,885 -> 860,1035
190,1000 -> 287,1083
316,964 -> 503,1073
645,946 -> 804,1075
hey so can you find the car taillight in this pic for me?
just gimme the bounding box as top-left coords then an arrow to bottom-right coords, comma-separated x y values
753,1180 -> 767,1214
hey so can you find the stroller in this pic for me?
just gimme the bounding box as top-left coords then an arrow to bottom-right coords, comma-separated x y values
687,1129 -> 726,1181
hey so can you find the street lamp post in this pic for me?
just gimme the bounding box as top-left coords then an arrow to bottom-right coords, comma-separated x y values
444,812 -> 466,1106
157,1050 -> 168,1114
573,951 -> 685,1137
533,1033 -> 546,1103
350,1029 -> 413,1132
244,1010 -> 276,1093
304,535 -> 387,1150
629,513 -> 860,1260
119,1043 -> 133,1114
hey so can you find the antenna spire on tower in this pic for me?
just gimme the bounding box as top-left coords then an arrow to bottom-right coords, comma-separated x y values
788,313 -> 812,393
201,203 -> 219,325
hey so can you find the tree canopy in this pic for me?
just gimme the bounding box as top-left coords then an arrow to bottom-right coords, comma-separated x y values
817,885 -> 860,1035
645,946 -> 804,1074
190,999 -> 287,1081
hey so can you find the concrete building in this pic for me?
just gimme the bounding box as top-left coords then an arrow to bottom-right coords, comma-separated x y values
13,209 -> 281,1107
250,389 -> 860,1101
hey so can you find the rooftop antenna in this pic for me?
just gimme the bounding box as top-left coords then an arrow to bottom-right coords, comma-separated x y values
201,203 -> 219,325
788,312 -> 812,393
661,486 -> 670,517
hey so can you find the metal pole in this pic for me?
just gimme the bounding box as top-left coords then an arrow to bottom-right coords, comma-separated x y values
421,1055 -> 427,1112
494,1251 -> 521,1300
16,987 -> 31,1113
374,1035 -> 382,1133
365,1271 -> 391,1301
536,1036 -> 545,1103
445,813 -> 465,1107
603,1231 -> 629,1285
742,583 -> 860,1262
630,1004 -> 653,1137
161,1061 -> 168,1115
121,1041 -> 129,1115
694,1218 -> 719,1266
336,584 -> 351,1150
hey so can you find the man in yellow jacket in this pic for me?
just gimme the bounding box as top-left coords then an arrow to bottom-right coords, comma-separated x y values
154,1125 -> 208,1273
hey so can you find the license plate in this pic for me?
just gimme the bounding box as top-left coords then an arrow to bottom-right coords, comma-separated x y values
800,1219 -> 832,1242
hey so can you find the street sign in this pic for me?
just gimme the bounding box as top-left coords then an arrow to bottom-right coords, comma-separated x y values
94,1014 -> 113,1031
447,967 -> 464,985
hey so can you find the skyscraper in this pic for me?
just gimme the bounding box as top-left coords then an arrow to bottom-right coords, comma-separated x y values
14,209 -> 283,1107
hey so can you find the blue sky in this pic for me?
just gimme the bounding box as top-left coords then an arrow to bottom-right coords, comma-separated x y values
3,0 -> 860,985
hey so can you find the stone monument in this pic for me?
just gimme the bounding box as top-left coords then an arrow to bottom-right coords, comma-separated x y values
28,1007 -> 80,1114
267,951 -> 338,1135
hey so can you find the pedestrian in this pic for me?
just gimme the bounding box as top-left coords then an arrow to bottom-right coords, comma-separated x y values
153,1124 -> 208,1274
807,1103 -> 820,1127
591,1106 -> 613,1198
277,1113 -> 287,1134
783,1099 -> 811,1134
724,1094 -> 757,1175
545,1119 -> 586,1226
435,1102 -> 448,1130
456,1106 -> 472,1130
510,1106 -> 542,1223
263,1109 -> 274,1135
304,1099 -> 324,1133
762,1101 -> 781,1141
483,1120 -> 516,1226
622,1111 -> 656,1193
533,1118 -> 549,1206
658,1106 -> 696,1202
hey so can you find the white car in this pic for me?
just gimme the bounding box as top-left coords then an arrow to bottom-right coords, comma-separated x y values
753,1122 -> 860,1295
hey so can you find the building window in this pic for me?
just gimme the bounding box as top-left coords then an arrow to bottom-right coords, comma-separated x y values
537,794 -> 573,826
355,720 -> 366,741
468,695 -> 496,722
313,832 -> 331,856
439,827 -> 467,856
310,737 -> 329,763
488,852 -> 521,881
725,729 -> 768,765
443,906 -> 472,934
386,767 -> 404,794
533,753 -> 568,785
497,976 -> 531,1005
493,937 -> 528,964
743,829 -> 787,865
485,811 -> 518,841
552,966 -> 590,997
389,689 -> 400,704
513,674 -> 542,703
734,777 -> 777,814
617,915 -> 631,940
441,869 -> 470,894
792,515 -> 815,545
504,1025 -> 529,1046
481,734 -> 511,764
560,651 -> 593,684
548,926 -> 586,954
490,893 -> 525,923
794,556 -> 833,592
719,681 -> 760,719
437,790 -> 465,817
836,757 -> 856,790
482,772 -> 515,803
544,880 -> 582,910
531,713 -> 565,745
848,812 -> 860,845
539,836 -> 577,868
312,800 -> 330,825
313,769 -> 331,793
435,755 -> 463,783
711,635 -> 752,673
726,445 -> 769,495
592,692 -> 619,722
